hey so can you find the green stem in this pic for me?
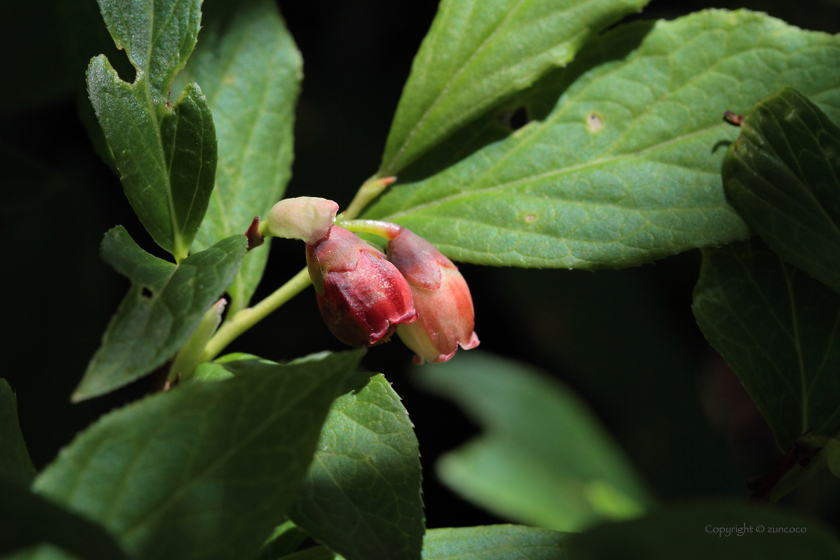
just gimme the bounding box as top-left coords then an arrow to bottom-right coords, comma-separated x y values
201,267 -> 312,362
342,176 -> 396,220
339,219 -> 403,240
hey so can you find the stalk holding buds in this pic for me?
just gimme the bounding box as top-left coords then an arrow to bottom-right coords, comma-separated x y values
387,228 -> 479,364
306,225 -> 417,347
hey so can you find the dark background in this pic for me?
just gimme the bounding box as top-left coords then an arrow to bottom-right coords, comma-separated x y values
2,0 -> 840,530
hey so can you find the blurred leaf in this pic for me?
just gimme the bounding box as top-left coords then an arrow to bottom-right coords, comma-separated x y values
290,375 -> 424,560
0,380 -> 37,486
192,361 -> 235,383
73,226 -> 246,401
87,0 -> 216,260
379,0 -> 649,176
0,545 -> 82,560
365,11 -> 840,268
421,525 -> 570,560
415,352 -> 651,532
723,87 -> 840,294
35,350 -> 364,560
692,238 -> 840,449
0,478 -> 128,560
175,0 -> 302,313
570,502 -> 840,559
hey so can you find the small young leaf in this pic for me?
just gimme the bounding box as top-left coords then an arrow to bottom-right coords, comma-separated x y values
365,11 -> 840,268
174,0 -> 303,313
422,526 -> 570,560
290,375 -> 424,560
0,380 -> 37,486
723,87 -> 840,295
416,352 -> 651,532
73,226 -> 246,401
692,238 -> 840,449
379,0 -> 650,176
0,478 -> 128,560
35,350 -> 364,560
87,0 -> 216,260
570,502 -> 840,559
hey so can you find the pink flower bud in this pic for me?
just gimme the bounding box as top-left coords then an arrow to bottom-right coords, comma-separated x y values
387,228 -> 479,364
266,197 -> 339,244
306,225 -> 417,347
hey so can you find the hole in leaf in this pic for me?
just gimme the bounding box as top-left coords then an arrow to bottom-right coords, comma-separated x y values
497,106 -> 529,131
141,287 -> 153,298
509,107 -> 529,130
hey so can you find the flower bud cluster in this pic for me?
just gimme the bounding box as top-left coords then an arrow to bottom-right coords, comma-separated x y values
266,197 -> 479,363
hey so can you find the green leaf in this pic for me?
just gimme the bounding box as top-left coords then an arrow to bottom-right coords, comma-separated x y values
0,380 -> 37,486
59,0 -> 136,168
570,502 -> 840,559
422,526 -> 570,560
255,521 -> 308,560
34,350 -> 364,560
290,375 -> 424,560
379,0 -> 650,176
96,0 -> 201,105
723,87 -> 840,295
0,478 -> 128,560
692,238 -> 840,450
87,0 -> 216,260
365,11 -> 840,268
72,226 -> 246,401
174,0 -> 302,313
415,352 -> 651,532
1,546 -> 82,560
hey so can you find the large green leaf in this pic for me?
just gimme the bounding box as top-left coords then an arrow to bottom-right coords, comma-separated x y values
422,526 -> 570,560
290,375 -> 424,560
0,479 -> 128,560
379,0 -> 650,176
570,502 -> 840,559
88,0 -> 216,260
415,352 -> 651,532
723,87 -> 840,295
692,238 -> 840,450
365,11 -> 840,268
34,350 -> 364,560
0,380 -> 37,486
173,0 -> 302,314
73,226 -> 246,401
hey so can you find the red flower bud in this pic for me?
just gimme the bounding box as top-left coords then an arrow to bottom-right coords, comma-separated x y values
306,225 -> 417,347
387,228 -> 479,364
